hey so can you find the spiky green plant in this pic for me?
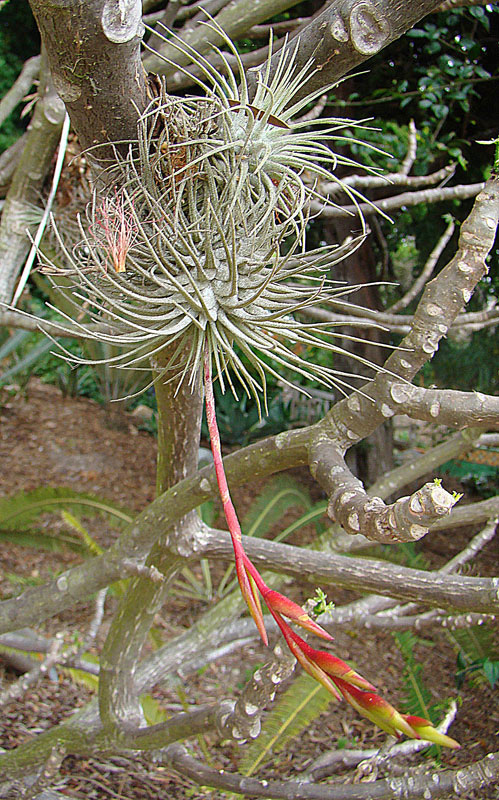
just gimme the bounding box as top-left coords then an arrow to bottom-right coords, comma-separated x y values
39,21 -> 386,405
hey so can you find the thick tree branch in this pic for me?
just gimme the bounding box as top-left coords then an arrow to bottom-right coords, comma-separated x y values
218,644 -> 296,742
202,530 -> 499,613
312,175 -> 498,465
99,344 -> 203,736
143,0 -> 302,75
28,0 -> 146,154
306,179 -> 498,542
246,0 -> 447,103
0,54 -> 65,304
311,443 -> 459,543
386,385 -> 499,429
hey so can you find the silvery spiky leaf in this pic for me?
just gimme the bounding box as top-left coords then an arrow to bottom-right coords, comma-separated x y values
40,25 -> 386,405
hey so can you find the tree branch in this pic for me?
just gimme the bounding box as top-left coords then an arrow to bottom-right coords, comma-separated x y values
310,182 -> 485,219
311,176 -> 498,469
316,452 -> 459,543
0,54 -> 65,304
202,529 -> 499,613
319,163 -> 456,196
386,385 -> 499,429
159,744 -> 499,799
218,644 -> 296,742
246,0 -> 447,103
307,702 -> 459,780
0,134 -> 28,197
0,55 -> 41,129
28,0 -> 146,154
143,0 -> 302,75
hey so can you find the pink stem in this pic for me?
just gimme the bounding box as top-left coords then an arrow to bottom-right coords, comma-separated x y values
203,345 -> 268,646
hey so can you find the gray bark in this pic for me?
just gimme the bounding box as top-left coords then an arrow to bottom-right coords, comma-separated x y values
28,0 -> 146,154
247,0 -> 448,103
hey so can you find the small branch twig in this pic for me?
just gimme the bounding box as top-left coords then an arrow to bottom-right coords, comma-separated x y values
400,119 -> 418,176
311,182 -> 485,219
0,633 -> 64,709
369,428 -> 482,499
0,55 -> 41,128
21,744 -> 66,800
320,163 -> 456,196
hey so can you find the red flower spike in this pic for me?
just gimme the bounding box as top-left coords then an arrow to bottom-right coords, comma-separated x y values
286,634 -> 342,701
333,678 -> 419,739
271,614 -> 341,700
203,349 -> 268,646
310,650 -> 376,691
234,553 -> 268,647
262,589 -> 333,641
403,715 -> 461,750
280,626 -> 375,692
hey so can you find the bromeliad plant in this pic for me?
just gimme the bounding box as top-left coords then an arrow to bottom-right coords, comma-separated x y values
37,22 -> 458,749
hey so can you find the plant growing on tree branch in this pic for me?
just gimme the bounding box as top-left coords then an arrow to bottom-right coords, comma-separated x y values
34,28 -> 460,748
0,0 -> 498,797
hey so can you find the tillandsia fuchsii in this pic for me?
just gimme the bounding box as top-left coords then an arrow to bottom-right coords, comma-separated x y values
35,20 -> 459,748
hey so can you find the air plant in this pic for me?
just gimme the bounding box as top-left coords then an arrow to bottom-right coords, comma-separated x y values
35,21 -> 459,748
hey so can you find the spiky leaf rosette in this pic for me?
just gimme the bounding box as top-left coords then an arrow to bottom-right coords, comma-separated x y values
40,28 -> 384,402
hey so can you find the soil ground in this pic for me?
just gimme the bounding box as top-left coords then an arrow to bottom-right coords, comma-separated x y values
0,379 -> 497,799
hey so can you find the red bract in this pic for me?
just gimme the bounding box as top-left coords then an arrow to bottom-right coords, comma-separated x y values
333,677 -> 420,739
261,589 -> 333,641
204,349 -> 269,645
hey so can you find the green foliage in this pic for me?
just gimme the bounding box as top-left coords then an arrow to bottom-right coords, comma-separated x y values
364,541 -> 430,572
0,486 -> 133,554
0,327 -> 60,392
394,631 -> 437,724
140,693 -> 168,725
425,330 -> 499,397
310,587 -> 335,617
0,0 -> 39,149
447,625 -> 499,690
238,672 -> 334,777
0,41 -> 22,151
440,458 -> 499,499
240,474 -> 313,539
